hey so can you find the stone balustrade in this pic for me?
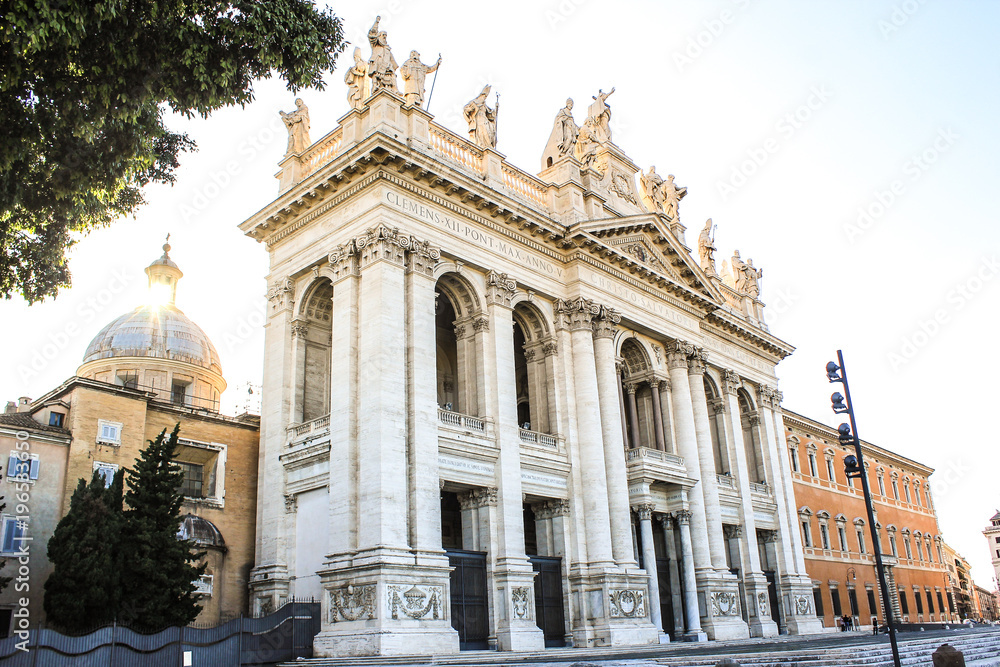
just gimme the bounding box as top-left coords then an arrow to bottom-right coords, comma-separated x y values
438,408 -> 486,433
518,427 -> 559,448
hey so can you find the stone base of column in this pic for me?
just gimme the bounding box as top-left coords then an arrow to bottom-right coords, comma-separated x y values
779,575 -> 825,636
248,563 -> 290,616
313,557 -> 459,657
696,571 -> 751,641
683,629 -> 709,642
568,566 -> 661,648
493,563 -> 546,651
743,574 -> 780,638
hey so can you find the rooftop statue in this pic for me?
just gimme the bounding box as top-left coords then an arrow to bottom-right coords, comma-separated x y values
698,219 -> 718,275
367,16 -> 399,93
639,166 -> 667,213
400,51 -> 441,107
662,173 -> 687,220
464,85 -> 499,149
744,258 -> 762,298
345,47 -> 367,110
541,99 -> 579,169
586,88 -> 615,144
279,98 -> 310,155
574,116 -> 600,167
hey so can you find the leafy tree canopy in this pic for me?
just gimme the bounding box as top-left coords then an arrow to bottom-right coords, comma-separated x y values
1,0 -> 345,302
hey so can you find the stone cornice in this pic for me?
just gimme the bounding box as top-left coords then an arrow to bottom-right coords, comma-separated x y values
704,310 -> 794,360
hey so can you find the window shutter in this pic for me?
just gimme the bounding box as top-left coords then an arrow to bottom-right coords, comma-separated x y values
1,519 -> 15,553
29,458 -> 39,480
6,454 -> 15,478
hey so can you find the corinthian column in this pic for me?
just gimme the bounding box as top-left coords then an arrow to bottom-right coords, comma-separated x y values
634,504 -> 666,640
687,350 -> 728,572
676,510 -> 706,641
665,341 -> 711,573
556,298 -> 614,568
593,305 -> 637,566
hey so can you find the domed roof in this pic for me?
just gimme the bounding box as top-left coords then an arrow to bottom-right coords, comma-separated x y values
83,305 -> 223,373
177,514 -> 226,548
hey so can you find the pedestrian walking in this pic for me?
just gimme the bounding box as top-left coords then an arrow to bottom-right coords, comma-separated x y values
872,617 -> 879,635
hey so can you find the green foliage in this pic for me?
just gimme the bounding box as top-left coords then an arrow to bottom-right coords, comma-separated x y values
44,423 -> 206,630
1,0 -> 345,302
43,470 -> 124,632
119,424 -> 205,628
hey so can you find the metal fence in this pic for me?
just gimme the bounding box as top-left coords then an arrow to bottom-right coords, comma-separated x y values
0,601 -> 320,667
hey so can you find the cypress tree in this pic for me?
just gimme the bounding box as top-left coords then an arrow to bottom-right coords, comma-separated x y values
43,470 -> 124,632
119,424 -> 205,628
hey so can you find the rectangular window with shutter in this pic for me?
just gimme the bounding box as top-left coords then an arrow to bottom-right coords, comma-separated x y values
0,516 -> 26,555
6,453 -> 38,481
97,420 -> 123,446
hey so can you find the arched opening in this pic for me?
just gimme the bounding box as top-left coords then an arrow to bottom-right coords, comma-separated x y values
512,302 -> 554,434
436,273 -> 482,417
298,279 -> 333,422
704,376 -> 729,475
619,338 -> 655,449
738,389 -> 766,484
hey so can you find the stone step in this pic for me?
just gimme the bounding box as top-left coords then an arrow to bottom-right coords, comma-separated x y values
284,630 -> 1000,667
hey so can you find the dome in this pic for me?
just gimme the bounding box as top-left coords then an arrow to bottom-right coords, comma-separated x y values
178,514 -> 226,548
82,304 -> 223,374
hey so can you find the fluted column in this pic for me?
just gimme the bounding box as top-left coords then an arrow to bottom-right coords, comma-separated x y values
687,350 -> 728,572
665,342 -> 712,573
635,504 -> 665,636
289,318 -> 309,423
650,380 -> 667,451
676,510 -> 706,640
593,305 -> 636,566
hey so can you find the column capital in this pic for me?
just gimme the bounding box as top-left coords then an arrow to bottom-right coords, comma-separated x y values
675,509 -> 693,525
329,224 -> 440,273
756,384 -> 778,409
541,340 -> 559,357
658,513 -> 675,530
723,524 -> 744,539
632,503 -> 656,520
485,269 -> 517,308
710,397 -> 726,415
624,382 -> 639,395
686,347 -> 709,375
591,304 -> 621,339
471,315 -> 490,333
290,319 -> 309,339
555,297 -> 600,332
665,339 -> 695,369
458,487 -> 498,510
453,319 -> 472,341
723,369 -> 743,395
533,498 -> 570,519
266,277 -> 295,313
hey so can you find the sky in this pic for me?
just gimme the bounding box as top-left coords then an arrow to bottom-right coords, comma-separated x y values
2,0 -> 998,589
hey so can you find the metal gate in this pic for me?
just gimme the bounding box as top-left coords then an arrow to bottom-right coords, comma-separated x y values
448,550 -> 490,650
529,556 -> 566,647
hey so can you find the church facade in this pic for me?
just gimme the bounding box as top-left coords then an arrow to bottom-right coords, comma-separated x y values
241,27 -> 822,655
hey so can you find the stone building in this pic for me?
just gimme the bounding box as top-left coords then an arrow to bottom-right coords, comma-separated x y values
784,411 -> 950,629
984,510 -> 1000,602
942,541 -> 974,621
240,37 -> 823,656
0,245 -> 259,630
974,584 -> 999,622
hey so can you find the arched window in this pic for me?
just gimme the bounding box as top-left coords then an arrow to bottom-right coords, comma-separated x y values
619,338 -> 655,450
512,302 -> 554,434
738,389 -> 766,483
704,375 -> 729,475
297,279 -> 333,422
436,273 -> 483,417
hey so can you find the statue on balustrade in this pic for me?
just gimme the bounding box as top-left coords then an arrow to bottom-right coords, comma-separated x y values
698,219 -> 718,275
345,47 -> 368,110
744,258 -> 762,298
541,98 -> 579,168
279,98 -> 310,155
367,16 -> 399,93
464,84 -> 499,148
586,88 -> 615,144
400,51 -> 441,107
732,250 -> 749,293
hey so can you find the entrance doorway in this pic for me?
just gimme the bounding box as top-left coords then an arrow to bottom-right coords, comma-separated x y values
764,571 -> 783,632
447,550 -> 489,650
529,556 -> 566,647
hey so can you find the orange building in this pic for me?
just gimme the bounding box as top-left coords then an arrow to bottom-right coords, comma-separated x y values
784,410 -> 951,629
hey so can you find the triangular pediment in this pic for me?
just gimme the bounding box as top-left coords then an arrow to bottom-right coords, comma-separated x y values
569,214 -> 725,305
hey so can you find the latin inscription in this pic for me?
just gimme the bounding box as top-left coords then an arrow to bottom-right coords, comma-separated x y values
586,270 -> 697,331
385,191 -> 564,278
438,455 -> 495,477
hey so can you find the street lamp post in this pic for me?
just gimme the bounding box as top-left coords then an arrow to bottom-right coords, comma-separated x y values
826,350 -> 901,667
